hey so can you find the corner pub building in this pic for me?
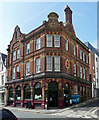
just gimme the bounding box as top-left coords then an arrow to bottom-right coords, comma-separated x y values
6,6 -> 91,109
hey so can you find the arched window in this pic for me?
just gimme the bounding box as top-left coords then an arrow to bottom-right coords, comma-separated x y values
9,87 -> 13,100
34,82 -> 42,100
16,85 -> 21,100
24,84 -> 31,100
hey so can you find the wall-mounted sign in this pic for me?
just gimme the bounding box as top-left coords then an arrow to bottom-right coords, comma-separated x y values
65,58 -> 70,70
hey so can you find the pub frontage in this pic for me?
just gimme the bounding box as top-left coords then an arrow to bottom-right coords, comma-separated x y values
6,5 -> 91,109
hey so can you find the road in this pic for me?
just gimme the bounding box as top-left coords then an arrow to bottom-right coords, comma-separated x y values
3,98 -> 99,120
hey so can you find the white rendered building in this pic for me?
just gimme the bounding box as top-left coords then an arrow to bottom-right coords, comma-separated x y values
95,49 -> 99,97
0,52 -> 7,106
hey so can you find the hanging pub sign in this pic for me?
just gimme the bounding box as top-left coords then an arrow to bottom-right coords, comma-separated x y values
65,58 -> 70,70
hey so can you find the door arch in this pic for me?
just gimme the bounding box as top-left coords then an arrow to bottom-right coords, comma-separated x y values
48,81 -> 58,107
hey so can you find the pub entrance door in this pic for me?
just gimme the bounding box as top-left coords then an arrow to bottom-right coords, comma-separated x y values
48,81 -> 58,107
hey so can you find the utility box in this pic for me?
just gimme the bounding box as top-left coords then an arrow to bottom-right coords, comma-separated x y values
72,95 -> 80,103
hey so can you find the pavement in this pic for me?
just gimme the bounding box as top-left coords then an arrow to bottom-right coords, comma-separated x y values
3,97 -> 99,118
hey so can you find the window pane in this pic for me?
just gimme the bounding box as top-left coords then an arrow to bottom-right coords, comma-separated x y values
46,34 -> 52,47
54,56 -> 60,71
26,43 -> 30,54
54,35 -> 60,47
17,49 -> 20,59
47,56 -> 52,71
13,67 -> 15,79
36,37 -> 41,50
36,58 -> 40,73
26,62 -> 30,75
66,39 -> 68,51
13,51 -> 16,61
16,66 -> 19,72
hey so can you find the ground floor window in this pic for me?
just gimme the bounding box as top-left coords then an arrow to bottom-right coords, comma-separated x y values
80,86 -> 83,96
16,85 -> 21,100
74,84 -> 78,94
34,82 -> 42,100
9,87 -> 13,100
64,82 -> 70,97
24,84 -> 31,100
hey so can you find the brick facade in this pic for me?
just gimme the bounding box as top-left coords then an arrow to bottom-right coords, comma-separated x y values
6,6 -> 91,109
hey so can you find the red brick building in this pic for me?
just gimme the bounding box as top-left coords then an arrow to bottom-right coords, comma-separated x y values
6,6 -> 91,109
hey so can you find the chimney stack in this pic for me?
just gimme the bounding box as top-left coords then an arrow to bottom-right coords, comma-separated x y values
64,5 -> 72,24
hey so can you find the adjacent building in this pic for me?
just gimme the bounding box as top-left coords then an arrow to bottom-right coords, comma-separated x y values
85,42 -> 99,98
0,52 -> 7,106
6,6 -> 91,109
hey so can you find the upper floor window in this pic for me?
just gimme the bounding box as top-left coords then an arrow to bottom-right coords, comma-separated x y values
83,52 -> 85,62
13,51 -> 16,61
2,75 -> 4,85
77,45 -> 78,57
87,69 -> 89,81
77,65 -> 79,77
80,49 -> 82,60
86,54 -> 88,64
17,49 -> 20,59
83,68 -> 85,79
36,37 -> 41,50
46,34 -> 52,47
74,45 -> 76,56
54,35 -> 60,47
80,66 -> 82,78
36,57 -> 40,73
66,39 -> 68,51
13,67 -> 15,79
46,56 -> 52,71
54,56 -> 60,71
26,43 -> 30,54
26,61 -> 30,75
16,65 -> 19,72
74,63 -> 76,76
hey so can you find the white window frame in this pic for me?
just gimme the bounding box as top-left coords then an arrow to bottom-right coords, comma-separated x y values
26,61 -> 30,75
13,67 -> 15,79
36,57 -> 41,73
54,56 -> 60,71
86,54 -> 88,64
80,66 -> 82,78
83,52 -> 85,61
83,67 -> 85,79
74,63 -> 76,76
80,49 -> 82,60
17,49 -> 20,59
26,43 -> 30,54
74,45 -> 76,56
46,56 -> 52,71
46,34 -> 52,47
54,35 -> 60,47
36,37 -> 41,50
13,51 -> 16,61
16,65 -> 19,72
66,39 -> 68,51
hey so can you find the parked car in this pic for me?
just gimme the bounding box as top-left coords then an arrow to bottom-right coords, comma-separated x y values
0,108 -> 18,120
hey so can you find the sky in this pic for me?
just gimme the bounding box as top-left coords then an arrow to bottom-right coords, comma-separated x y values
0,2 -> 97,54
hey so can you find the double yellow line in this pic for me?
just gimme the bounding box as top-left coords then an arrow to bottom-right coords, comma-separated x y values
84,107 -> 97,118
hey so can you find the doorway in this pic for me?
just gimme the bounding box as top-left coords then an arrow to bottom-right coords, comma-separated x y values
48,81 -> 58,107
